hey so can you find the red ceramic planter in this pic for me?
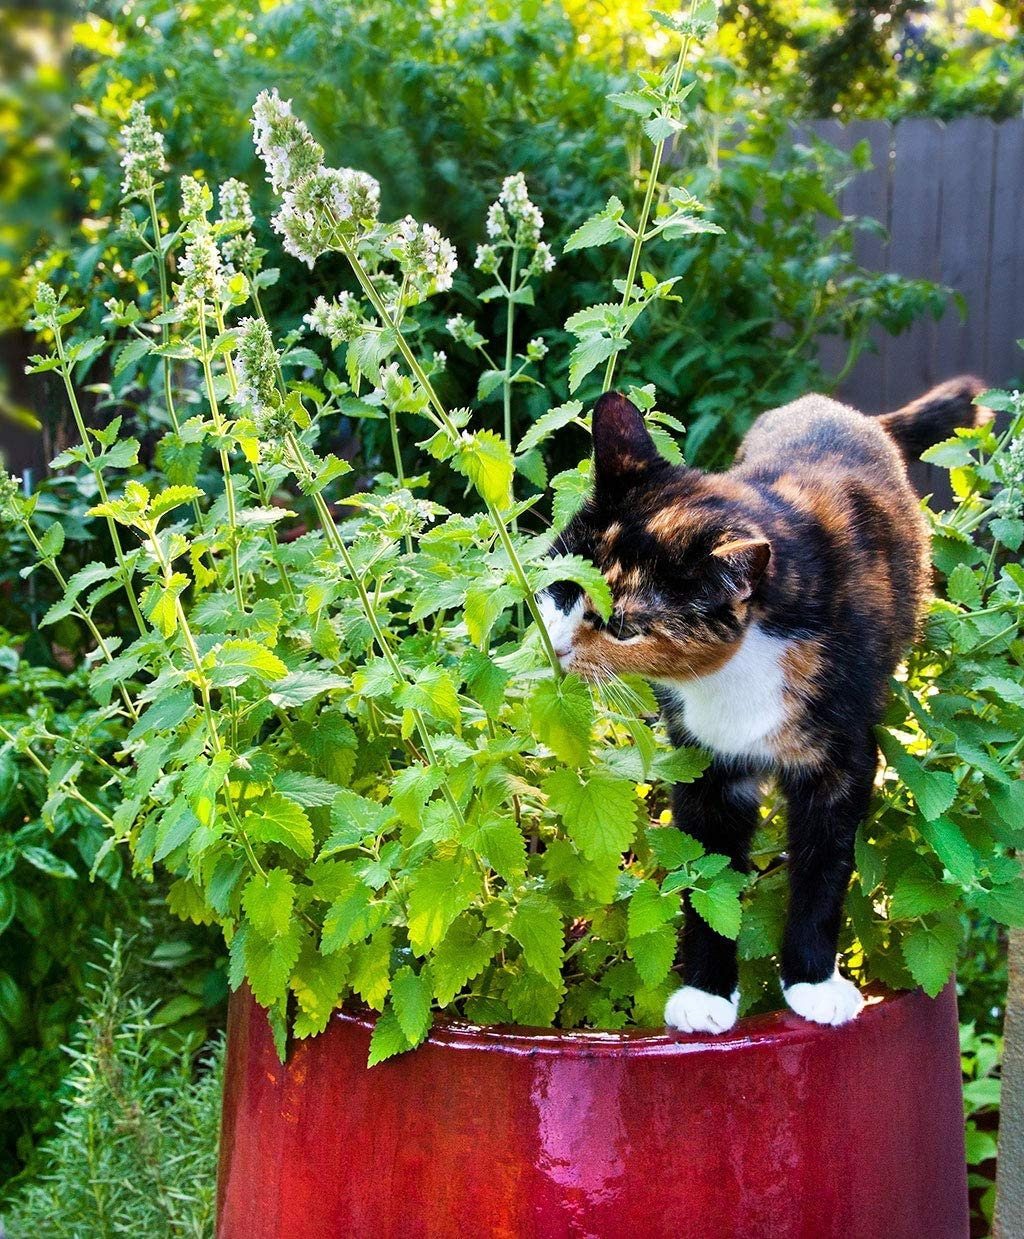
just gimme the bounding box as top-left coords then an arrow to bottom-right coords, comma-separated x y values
217,983 -> 968,1239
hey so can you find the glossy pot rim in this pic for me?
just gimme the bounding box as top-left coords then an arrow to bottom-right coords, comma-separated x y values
330,981 -> 916,1059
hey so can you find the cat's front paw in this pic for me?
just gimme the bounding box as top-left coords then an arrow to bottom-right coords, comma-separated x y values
664,986 -> 739,1035
783,970 -> 864,1026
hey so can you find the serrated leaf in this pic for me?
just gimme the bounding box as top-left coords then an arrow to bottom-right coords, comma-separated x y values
209,639 -> 288,687
350,927 -> 394,1010
877,731 -> 958,822
509,894 -> 564,987
273,771 -> 342,809
563,196 -> 625,253
246,793 -> 314,858
567,335 -> 627,394
504,969 -> 564,1026
973,880 -> 1024,927
629,924 -> 677,986
628,880 -> 680,938
290,939 -> 349,1038
149,485 -> 203,521
652,746 -> 713,784
245,920 -> 304,1008
528,675 -> 594,767
461,649 -> 509,718
543,767 -> 638,861
406,856 -> 480,955
268,671 -> 349,708
432,914 -> 499,1005
550,463 -> 592,531
531,554 -> 613,621
391,966 -> 433,1045
453,429 -> 514,511
321,881 -> 386,953
690,870 -> 744,939
464,814 -> 527,884
919,815 -> 975,885
367,1005 -> 413,1066
889,869 -> 960,919
947,563 -> 981,607
517,401 -> 583,456
242,868 -> 296,939
646,826 -> 704,870
901,920 -> 959,997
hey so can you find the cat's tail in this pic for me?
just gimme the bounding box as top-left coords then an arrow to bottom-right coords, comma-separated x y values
877,376 -> 993,460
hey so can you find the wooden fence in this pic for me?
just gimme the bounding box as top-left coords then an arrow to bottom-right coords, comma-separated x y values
807,116 -> 1024,414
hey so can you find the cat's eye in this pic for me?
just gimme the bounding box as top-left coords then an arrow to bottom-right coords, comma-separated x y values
593,609 -> 644,642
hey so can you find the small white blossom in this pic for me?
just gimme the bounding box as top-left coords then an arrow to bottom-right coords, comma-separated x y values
219,178 -> 254,229
272,167 -> 381,268
180,175 -> 213,224
474,243 -> 499,275
486,201 -> 507,239
527,241 -> 555,276
176,229 -> 225,304
526,337 -> 548,361
392,216 -> 458,293
304,292 -> 365,345
251,88 -> 325,194
119,101 -> 167,199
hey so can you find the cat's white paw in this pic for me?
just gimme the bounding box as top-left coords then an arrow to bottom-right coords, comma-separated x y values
664,986 -> 740,1034
783,970 -> 864,1026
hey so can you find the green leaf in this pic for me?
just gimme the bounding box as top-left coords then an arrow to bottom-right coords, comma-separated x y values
476,369 -> 507,401
504,969 -> 564,1026
464,583 -> 517,646
989,780 -> 1024,832
516,401 -> 583,456
245,920 -> 304,1008
268,671 -> 349,708
528,675 -> 594,767
20,846 -> 78,880
531,555 -> 613,621
149,485 -> 204,521
568,335 -> 627,394
628,924 -> 677,986
38,521 -> 65,558
947,563 -> 981,607
290,939 -> 349,1038
690,870 -> 744,940
246,793 -> 314,858
919,816 -> 975,885
209,639 -> 288,687
114,337 -> 152,376
461,650 -> 509,718
391,966 -> 432,1046
453,430 -> 514,510
397,665 -> 462,732
877,731 -> 958,822
890,869 -> 960,919
646,826 -> 704,870
273,771 -> 342,809
407,856 -> 480,955
550,463 -> 592,531
509,894 -> 564,987
901,920 -> 959,997
628,879 -> 680,938
242,869 -> 296,939
606,90 -> 660,117
321,881 -> 385,952
350,927 -> 393,1010
544,767 -> 639,862
463,814 -> 527,884
432,914 -> 499,1005
152,801 -> 201,863
990,516 -> 1024,551
973,880 -> 1024,927
367,1005 -> 413,1066
563,196 -> 625,253
652,747 -> 713,783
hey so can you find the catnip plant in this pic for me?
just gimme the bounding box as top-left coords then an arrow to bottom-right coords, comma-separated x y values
3,3 -> 1022,1064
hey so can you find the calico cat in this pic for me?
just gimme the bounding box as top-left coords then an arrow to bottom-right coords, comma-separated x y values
538,378 -> 988,1034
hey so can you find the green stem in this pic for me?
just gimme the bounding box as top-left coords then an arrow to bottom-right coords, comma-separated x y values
284,432 -> 466,828
335,235 -> 561,674
503,240 -> 520,451
196,305 -> 246,611
0,723 -> 114,827
601,0 -> 700,394
53,331 -> 148,635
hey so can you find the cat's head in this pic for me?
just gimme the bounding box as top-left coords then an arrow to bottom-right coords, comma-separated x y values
538,391 -> 770,682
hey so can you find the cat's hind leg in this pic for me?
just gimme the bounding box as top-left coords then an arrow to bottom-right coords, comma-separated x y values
778,737 -> 877,1026
664,766 -> 761,1034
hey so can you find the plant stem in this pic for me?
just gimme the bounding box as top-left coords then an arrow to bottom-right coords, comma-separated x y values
52,331 -> 148,635
335,235 -> 562,674
0,723 -> 114,827
602,0 -> 701,394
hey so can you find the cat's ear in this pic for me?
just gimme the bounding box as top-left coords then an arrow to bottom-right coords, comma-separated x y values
592,391 -> 662,489
711,535 -> 771,601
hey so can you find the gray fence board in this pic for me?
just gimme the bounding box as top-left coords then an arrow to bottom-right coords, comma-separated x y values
988,117 -> 1024,382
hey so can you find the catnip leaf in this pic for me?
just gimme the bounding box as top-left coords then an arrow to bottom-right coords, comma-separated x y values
209,639 -> 288,687
391,965 -> 433,1045
350,927 -> 393,1010
504,969 -> 564,1026
406,856 -> 480,955
367,1006 -> 413,1066
320,789 -> 394,856
528,676 -> 594,767
690,870 -> 745,940
989,780 -> 1024,832
246,793 -> 314,858
509,894 -> 565,987
245,920 -> 305,1008
431,914 -> 499,1005
563,196 -> 626,253
990,517 -> 1024,551
149,485 -> 204,521
453,429 -> 514,511
947,563 -> 982,607
153,800 -> 201,863
321,882 -> 386,953
290,939 -> 349,1039
646,825 -> 704,871
550,462 -> 592,531
273,771 -> 342,809
464,583 -> 518,646
919,815 -> 976,885
628,924 -> 677,987
876,731 -> 958,822
516,401 -> 583,457
268,671 -> 349,707
464,814 -> 527,884
889,869 -> 960,919
653,747 -> 713,784
397,665 -> 462,732
242,868 -> 296,939
628,879 -> 680,938
542,837 -> 620,903
972,880 -> 1024,928
901,919 -> 959,997
531,555 -> 613,621
568,335 -> 627,394
461,650 -> 509,718
544,767 -> 639,862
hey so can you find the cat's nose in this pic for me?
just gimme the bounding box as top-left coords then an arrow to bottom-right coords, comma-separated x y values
554,644 -> 572,661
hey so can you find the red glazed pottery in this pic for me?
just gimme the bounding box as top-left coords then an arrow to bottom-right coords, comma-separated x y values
216,982 -> 968,1239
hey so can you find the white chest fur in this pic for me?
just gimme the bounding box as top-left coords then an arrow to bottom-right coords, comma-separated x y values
658,624 -> 792,762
